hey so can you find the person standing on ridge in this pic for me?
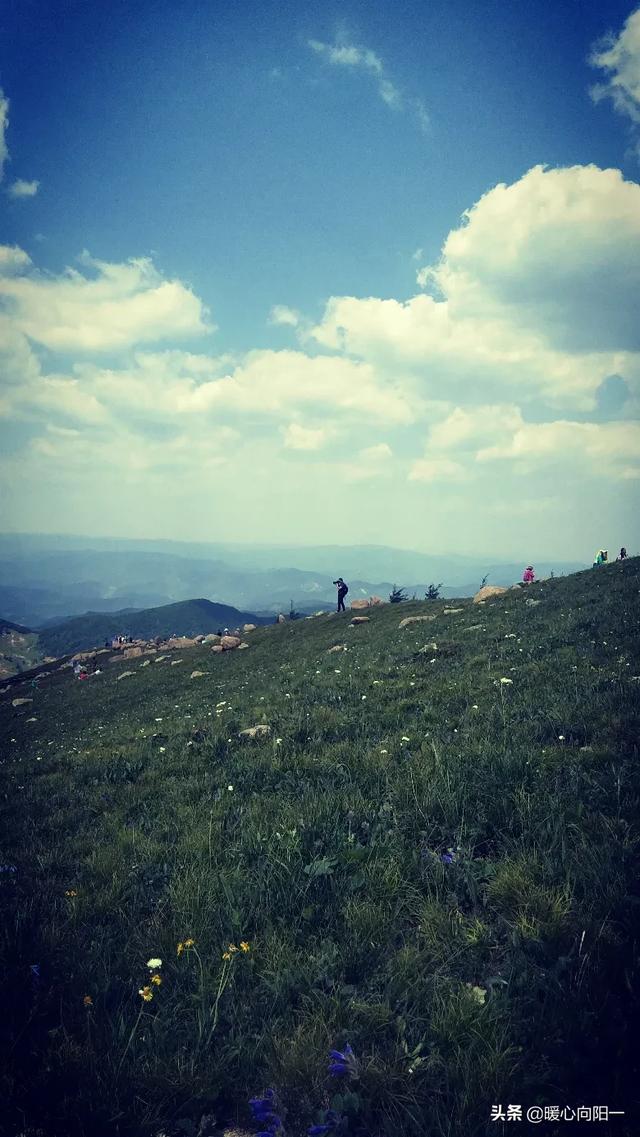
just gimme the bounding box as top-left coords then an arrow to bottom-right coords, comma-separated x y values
333,577 -> 349,612
618,547 -> 627,561
522,566 -> 535,583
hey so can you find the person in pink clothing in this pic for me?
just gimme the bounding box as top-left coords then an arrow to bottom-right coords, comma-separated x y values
523,566 -> 535,583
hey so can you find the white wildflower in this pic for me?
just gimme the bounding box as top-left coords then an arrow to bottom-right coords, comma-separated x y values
147,958 -> 162,969
500,677 -> 513,685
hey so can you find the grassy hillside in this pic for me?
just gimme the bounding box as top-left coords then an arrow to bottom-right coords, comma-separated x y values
38,598 -> 270,657
0,618 -> 43,680
1,561 -> 639,1137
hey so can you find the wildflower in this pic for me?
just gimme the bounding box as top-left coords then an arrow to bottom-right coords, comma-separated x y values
222,951 -> 232,961
328,1043 -> 359,1078
147,957 -> 162,969
227,943 -> 238,953
151,973 -> 162,986
65,889 -> 78,897
83,994 -> 93,1007
275,738 -> 283,745
472,704 -> 479,709
228,784 -> 234,791
467,984 -> 487,1005
308,1112 -> 342,1136
558,734 -> 565,741
401,735 -> 410,742
139,986 -> 153,1001
380,749 -> 388,755
159,747 -> 166,753
500,677 -> 513,685
249,1088 -> 283,1133
177,938 -> 195,956
334,669 -> 341,674
361,695 -> 367,700
440,850 -> 455,864
240,941 -> 250,952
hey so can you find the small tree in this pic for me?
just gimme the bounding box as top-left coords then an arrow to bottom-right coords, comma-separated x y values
425,582 -> 442,600
288,601 -> 302,621
479,573 -> 489,589
389,584 -> 407,603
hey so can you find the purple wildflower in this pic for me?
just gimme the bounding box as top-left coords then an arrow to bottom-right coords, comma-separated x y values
328,1043 -> 358,1079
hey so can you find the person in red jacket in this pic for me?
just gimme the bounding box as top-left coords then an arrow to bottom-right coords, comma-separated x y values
523,566 -> 535,583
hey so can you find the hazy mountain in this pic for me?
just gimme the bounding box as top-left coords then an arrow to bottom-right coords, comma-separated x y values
0,533 -> 587,626
38,598 -> 271,657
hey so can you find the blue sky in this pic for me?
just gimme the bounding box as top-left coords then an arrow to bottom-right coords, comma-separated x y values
1,0 -> 639,559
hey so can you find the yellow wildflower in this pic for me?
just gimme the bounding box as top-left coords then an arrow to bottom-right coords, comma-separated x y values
183,937 -> 195,949
222,951 -> 232,961
138,986 -> 153,1002
151,973 -> 162,986
227,943 -> 238,953
83,994 -> 93,1007
240,941 -> 250,952
177,941 -> 184,956
65,889 -> 77,898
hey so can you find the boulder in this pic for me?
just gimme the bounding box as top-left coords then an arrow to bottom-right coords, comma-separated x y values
116,671 -> 135,681
155,655 -> 168,663
350,616 -> 370,625
239,724 -> 271,741
328,644 -> 347,653
221,635 -> 242,650
211,645 -> 224,654
140,659 -> 151,667
190,670 -> 205,678
123,646 -> 143,659
473,585 -> 508,604
237,642 -> 250,650
369,595 -> 385,606
202,633 -> 221,644
462,624 -> 484,633
350,598 -> 371,611
242,623 -> 257,633
171,660 -> 183,666
399,615 -> 437,628
443,607 -> 464,614
71,651 -> 96,663
12,697 -> 32,707
165,636 -> 199,650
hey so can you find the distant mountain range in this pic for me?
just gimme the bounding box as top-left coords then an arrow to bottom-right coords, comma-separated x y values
0,532 -> 587,628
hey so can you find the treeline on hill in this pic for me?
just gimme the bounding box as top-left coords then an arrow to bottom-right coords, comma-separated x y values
38,598 -> 269,657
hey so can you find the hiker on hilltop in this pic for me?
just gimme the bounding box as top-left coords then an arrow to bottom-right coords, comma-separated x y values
333,577 -> 349,612
618,547 -> 628,561
522,566 -> 535,583
593,550 -> 608,566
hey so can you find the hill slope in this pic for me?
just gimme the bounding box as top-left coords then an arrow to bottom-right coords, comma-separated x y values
1,561 -> 639,1136
38,597 -> 270,656
0,617 -> 42,680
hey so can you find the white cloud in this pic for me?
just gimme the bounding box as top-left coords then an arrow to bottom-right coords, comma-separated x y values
409,457 -> 468,482
269,304 -> 301,327
477,420 -> 640,480
0,249 -> 211,351
283,422 -> 328,450
0,91 -> 9,182
311,164 -> 640,408
0,245 -> 32,275
8,178 -> 39,198
590,8 -> 640,126
308,36 -> 429,127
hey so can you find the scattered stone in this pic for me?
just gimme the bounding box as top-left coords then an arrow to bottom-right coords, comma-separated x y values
350,616 -> 370,625
369,595 -> 385,606
211,645 -> 224,654
171,660 -> 183,666
71,651 -> 96,663
116,671 -> 135,681
26,716 -> 37,722
221,635 -> 241,650
462,624 -> 484,633
140,659 -> 151,668
242,623 -> 257,633
328,644 -> 347,653
202,633 -> 221,644
123,646 -> 143,658
525,598 -> 542,607
473,585 -> 509,604
238,724 -> 271,740
350,598 -> 371,610
12,697 -> 32,707
190,670 -> 205,678
399,615 -> 437,628
155,656 -> 168,663
277,614 -> 287,623
237,642 -> 250,650
443,607 -> 464,614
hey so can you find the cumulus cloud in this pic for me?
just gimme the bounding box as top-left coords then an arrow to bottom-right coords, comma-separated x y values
8,178 -> 39,198
269,304 -> 301,327
311,164 -> 640,408
0,91 -> 9,181
477,419 -> 640,480
408,457 -> 467,483
590,8 -> 640,128
308,37 -> 428,130
0,248 -> 211,351
283,422 -> 328,450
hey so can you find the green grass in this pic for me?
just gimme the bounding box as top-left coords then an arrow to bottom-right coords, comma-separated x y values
1,561 -> 639,1136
